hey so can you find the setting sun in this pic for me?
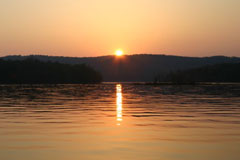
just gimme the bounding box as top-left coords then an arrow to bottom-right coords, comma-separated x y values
115,50 -> 124,56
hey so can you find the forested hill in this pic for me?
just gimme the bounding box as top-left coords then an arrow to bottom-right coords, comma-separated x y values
0,59 -> 102,84
157,63 -> 240,83
2,54 -> 240,82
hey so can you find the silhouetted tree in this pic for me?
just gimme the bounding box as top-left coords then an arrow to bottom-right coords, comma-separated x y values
155,63 -> 240,83
0,59 -> 102,84
3,54 -> 240,82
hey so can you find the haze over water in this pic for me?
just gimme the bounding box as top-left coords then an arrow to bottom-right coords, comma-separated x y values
0,83 -> 240,160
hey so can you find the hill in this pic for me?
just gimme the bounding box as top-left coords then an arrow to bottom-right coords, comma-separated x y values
2,54 -> 240,82
0,59 -> 102,84
156,63 -> 240,83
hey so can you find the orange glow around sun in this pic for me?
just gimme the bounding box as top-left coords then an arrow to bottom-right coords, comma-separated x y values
115,50 -> 124,56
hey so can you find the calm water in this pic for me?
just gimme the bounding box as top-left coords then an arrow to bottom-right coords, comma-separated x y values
0,83 -> 240,160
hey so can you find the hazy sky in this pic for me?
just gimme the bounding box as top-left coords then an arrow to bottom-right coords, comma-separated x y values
0,0 -> 240,57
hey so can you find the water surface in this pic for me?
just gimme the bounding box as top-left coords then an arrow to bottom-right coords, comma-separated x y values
0,83 -> 240,160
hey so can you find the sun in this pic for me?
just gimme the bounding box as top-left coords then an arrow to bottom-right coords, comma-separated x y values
115,50 -> 124,56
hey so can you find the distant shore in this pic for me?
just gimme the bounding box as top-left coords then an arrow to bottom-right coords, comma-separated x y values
133,82 -> 240,86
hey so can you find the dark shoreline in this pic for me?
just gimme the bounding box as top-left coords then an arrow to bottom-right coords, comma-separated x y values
133,82 -> 240,86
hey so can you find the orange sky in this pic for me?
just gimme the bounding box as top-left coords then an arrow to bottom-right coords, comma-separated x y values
0,0 -> 240,57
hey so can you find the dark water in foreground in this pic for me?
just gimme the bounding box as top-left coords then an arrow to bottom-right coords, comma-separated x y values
0,83 -> 240,160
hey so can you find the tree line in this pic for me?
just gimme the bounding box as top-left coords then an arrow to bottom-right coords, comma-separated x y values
155,63 -> 240,84
0,59 -> 102,84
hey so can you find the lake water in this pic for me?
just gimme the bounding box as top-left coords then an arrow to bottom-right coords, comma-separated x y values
0,83 -> 240,160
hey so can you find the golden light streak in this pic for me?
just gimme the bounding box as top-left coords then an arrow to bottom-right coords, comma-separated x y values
116,84 -> 123,125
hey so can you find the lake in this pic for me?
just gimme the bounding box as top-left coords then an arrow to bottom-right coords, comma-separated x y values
0,83 -> 240,160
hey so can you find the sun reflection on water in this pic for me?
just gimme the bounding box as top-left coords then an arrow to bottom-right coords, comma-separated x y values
116,84 -> 123,125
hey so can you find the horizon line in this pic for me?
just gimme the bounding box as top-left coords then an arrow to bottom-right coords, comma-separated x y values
1,53 -> 239,59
